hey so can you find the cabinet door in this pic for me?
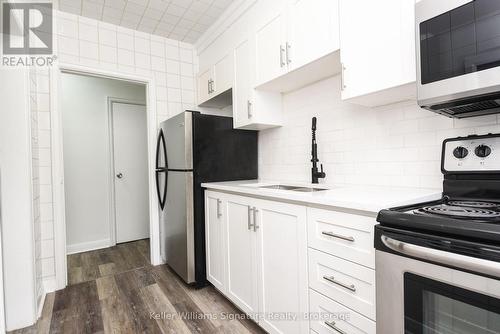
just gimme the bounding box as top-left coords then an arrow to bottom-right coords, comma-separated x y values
197,67 -> 213,105
287,0 -> 340,71
233,38 -> 253,128
205,192 -> 227,293
340,0 -> 415,100
214,53 -> 234,95
255,11 -> 287,86
225,195 -> 259,317
255,199 -> 308,334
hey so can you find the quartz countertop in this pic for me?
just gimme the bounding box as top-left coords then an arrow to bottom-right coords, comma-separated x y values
201,180 -> 442,214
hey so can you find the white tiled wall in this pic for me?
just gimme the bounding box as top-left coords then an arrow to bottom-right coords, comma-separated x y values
33,10 -> 198,292
259,76 -> 500,189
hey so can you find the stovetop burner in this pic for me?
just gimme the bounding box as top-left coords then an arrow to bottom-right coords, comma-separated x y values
448,201 -> 500,209
416,205 -> 500,219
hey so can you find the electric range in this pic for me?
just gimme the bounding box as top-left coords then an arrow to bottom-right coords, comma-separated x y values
374,133 -> 500,334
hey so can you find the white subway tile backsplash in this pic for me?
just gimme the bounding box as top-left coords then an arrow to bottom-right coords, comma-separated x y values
260,76 -> 500,189
117,48 -> 135,66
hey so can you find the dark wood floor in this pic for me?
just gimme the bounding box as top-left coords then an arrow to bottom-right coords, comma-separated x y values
67,239 -> 151,285
10,242 -> 265,334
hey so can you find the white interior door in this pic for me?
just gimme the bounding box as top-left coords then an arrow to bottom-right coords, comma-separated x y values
112,102 -> 150,244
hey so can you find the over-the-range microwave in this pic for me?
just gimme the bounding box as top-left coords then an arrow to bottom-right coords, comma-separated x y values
416,0 -> 500,118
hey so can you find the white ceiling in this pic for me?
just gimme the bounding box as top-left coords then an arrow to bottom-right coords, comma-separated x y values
57,0 -> 233,43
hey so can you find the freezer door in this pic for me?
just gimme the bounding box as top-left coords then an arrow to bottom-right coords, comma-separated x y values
164,112 -> 193,170
164,170 -> 195,283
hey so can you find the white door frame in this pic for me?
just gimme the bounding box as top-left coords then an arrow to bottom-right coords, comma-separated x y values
107,98 -> 147,247
50,63 -> 162,290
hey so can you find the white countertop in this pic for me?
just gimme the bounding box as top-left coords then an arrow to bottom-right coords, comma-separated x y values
202,180 -> 442,214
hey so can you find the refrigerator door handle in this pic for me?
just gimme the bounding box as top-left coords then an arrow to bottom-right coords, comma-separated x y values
155,170 -> 167,210
156,128 -> 167,170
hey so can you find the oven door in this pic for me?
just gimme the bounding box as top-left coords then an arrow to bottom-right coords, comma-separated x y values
416,0 -> 500,110
375,229 -> 500,334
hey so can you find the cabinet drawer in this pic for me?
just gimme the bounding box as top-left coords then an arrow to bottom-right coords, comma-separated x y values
308,249 -> 375,320
309,289 -> 375,334
307,208 -> 375,268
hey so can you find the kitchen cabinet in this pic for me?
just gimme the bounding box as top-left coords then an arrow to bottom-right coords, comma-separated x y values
225,195 -> 259,316
254,0 -> 341,92
233,37 -> 282,130
339,0 -> 416,106
254,199 -> 308,334
204,190 -> 308,333
204,192 -> 227,293
197,53 -> 234,108
287,0 -> 340,71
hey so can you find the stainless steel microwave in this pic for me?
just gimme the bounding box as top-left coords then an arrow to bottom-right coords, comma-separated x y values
416,0 -> 500,118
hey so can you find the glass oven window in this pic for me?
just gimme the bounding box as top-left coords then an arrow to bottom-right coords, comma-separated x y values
404,273 -> 500,334
420,0 -> 500,84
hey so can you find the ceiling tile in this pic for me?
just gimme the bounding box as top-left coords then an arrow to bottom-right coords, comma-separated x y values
58,0 -> 235,43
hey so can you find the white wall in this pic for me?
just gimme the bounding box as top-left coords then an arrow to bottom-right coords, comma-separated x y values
259,76 -> 500,189
0,69 -> 37,330
61,73 -> 146,252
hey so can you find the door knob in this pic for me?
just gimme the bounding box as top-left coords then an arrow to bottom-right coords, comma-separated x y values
116,173 -> 123,179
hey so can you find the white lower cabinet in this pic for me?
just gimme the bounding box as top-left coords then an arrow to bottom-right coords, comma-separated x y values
205,190 -> 309,333
205,191 -> 377,333
205,192 -> 227,293
309,289 -> 376,334
225,195 -> 259,316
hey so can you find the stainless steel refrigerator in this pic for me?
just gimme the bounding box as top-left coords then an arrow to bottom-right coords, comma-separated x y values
155,111 -> 258,285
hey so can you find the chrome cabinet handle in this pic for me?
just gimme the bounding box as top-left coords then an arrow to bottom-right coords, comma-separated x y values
340,63 -> 346,91
323,275 -> 356,292
208,80 -> 211,94
324,321 -> 347,334
381,235 -> 500,278
216,199 -> 222,218
280,45 -> 286,67
253,207 -> 259,232
248,206 -> 254,230
322,231 -> 355,242
116,173 -> 123,179
286,42 -> 291,65
247,100 -> 252,118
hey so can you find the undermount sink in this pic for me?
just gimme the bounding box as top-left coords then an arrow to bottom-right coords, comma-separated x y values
258,184 -> 328,192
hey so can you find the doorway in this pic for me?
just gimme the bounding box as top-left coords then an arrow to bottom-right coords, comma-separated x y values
60,73 -> 151,285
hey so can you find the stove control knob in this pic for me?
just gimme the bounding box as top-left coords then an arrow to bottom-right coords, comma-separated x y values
475,145 -> 491,158
453,146 -> 469,159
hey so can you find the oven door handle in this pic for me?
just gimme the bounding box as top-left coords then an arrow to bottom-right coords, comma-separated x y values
381,235 -> 500,278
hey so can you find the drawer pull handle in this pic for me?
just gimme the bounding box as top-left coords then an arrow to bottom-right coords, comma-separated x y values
323,275 -> 356,292
322,231 -> 355,242
325,320 -> 347,334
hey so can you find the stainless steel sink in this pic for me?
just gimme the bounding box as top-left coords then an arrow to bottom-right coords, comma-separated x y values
259,184 -> 302,190
258,184 -> 328,192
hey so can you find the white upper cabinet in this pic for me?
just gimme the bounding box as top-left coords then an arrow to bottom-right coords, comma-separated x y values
197,53 -> 234,108
254,0 -> 341,93
197,67 -> 214,107
255,9 -> 287,86
287,0 -> 340,71
339,0 -> 416,107
233,37 -> 283,130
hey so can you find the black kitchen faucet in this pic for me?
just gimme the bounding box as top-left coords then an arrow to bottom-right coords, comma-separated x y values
311,117 -> 326,184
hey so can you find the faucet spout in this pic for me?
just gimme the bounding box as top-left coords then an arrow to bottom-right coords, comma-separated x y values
311,117 -> 326,184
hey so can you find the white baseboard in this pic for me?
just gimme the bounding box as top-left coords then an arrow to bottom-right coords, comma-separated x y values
66,239 -> 111,255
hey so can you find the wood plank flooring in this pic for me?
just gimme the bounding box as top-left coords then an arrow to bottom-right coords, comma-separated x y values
10,242 -> 265,334
67,239 -> 151,285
